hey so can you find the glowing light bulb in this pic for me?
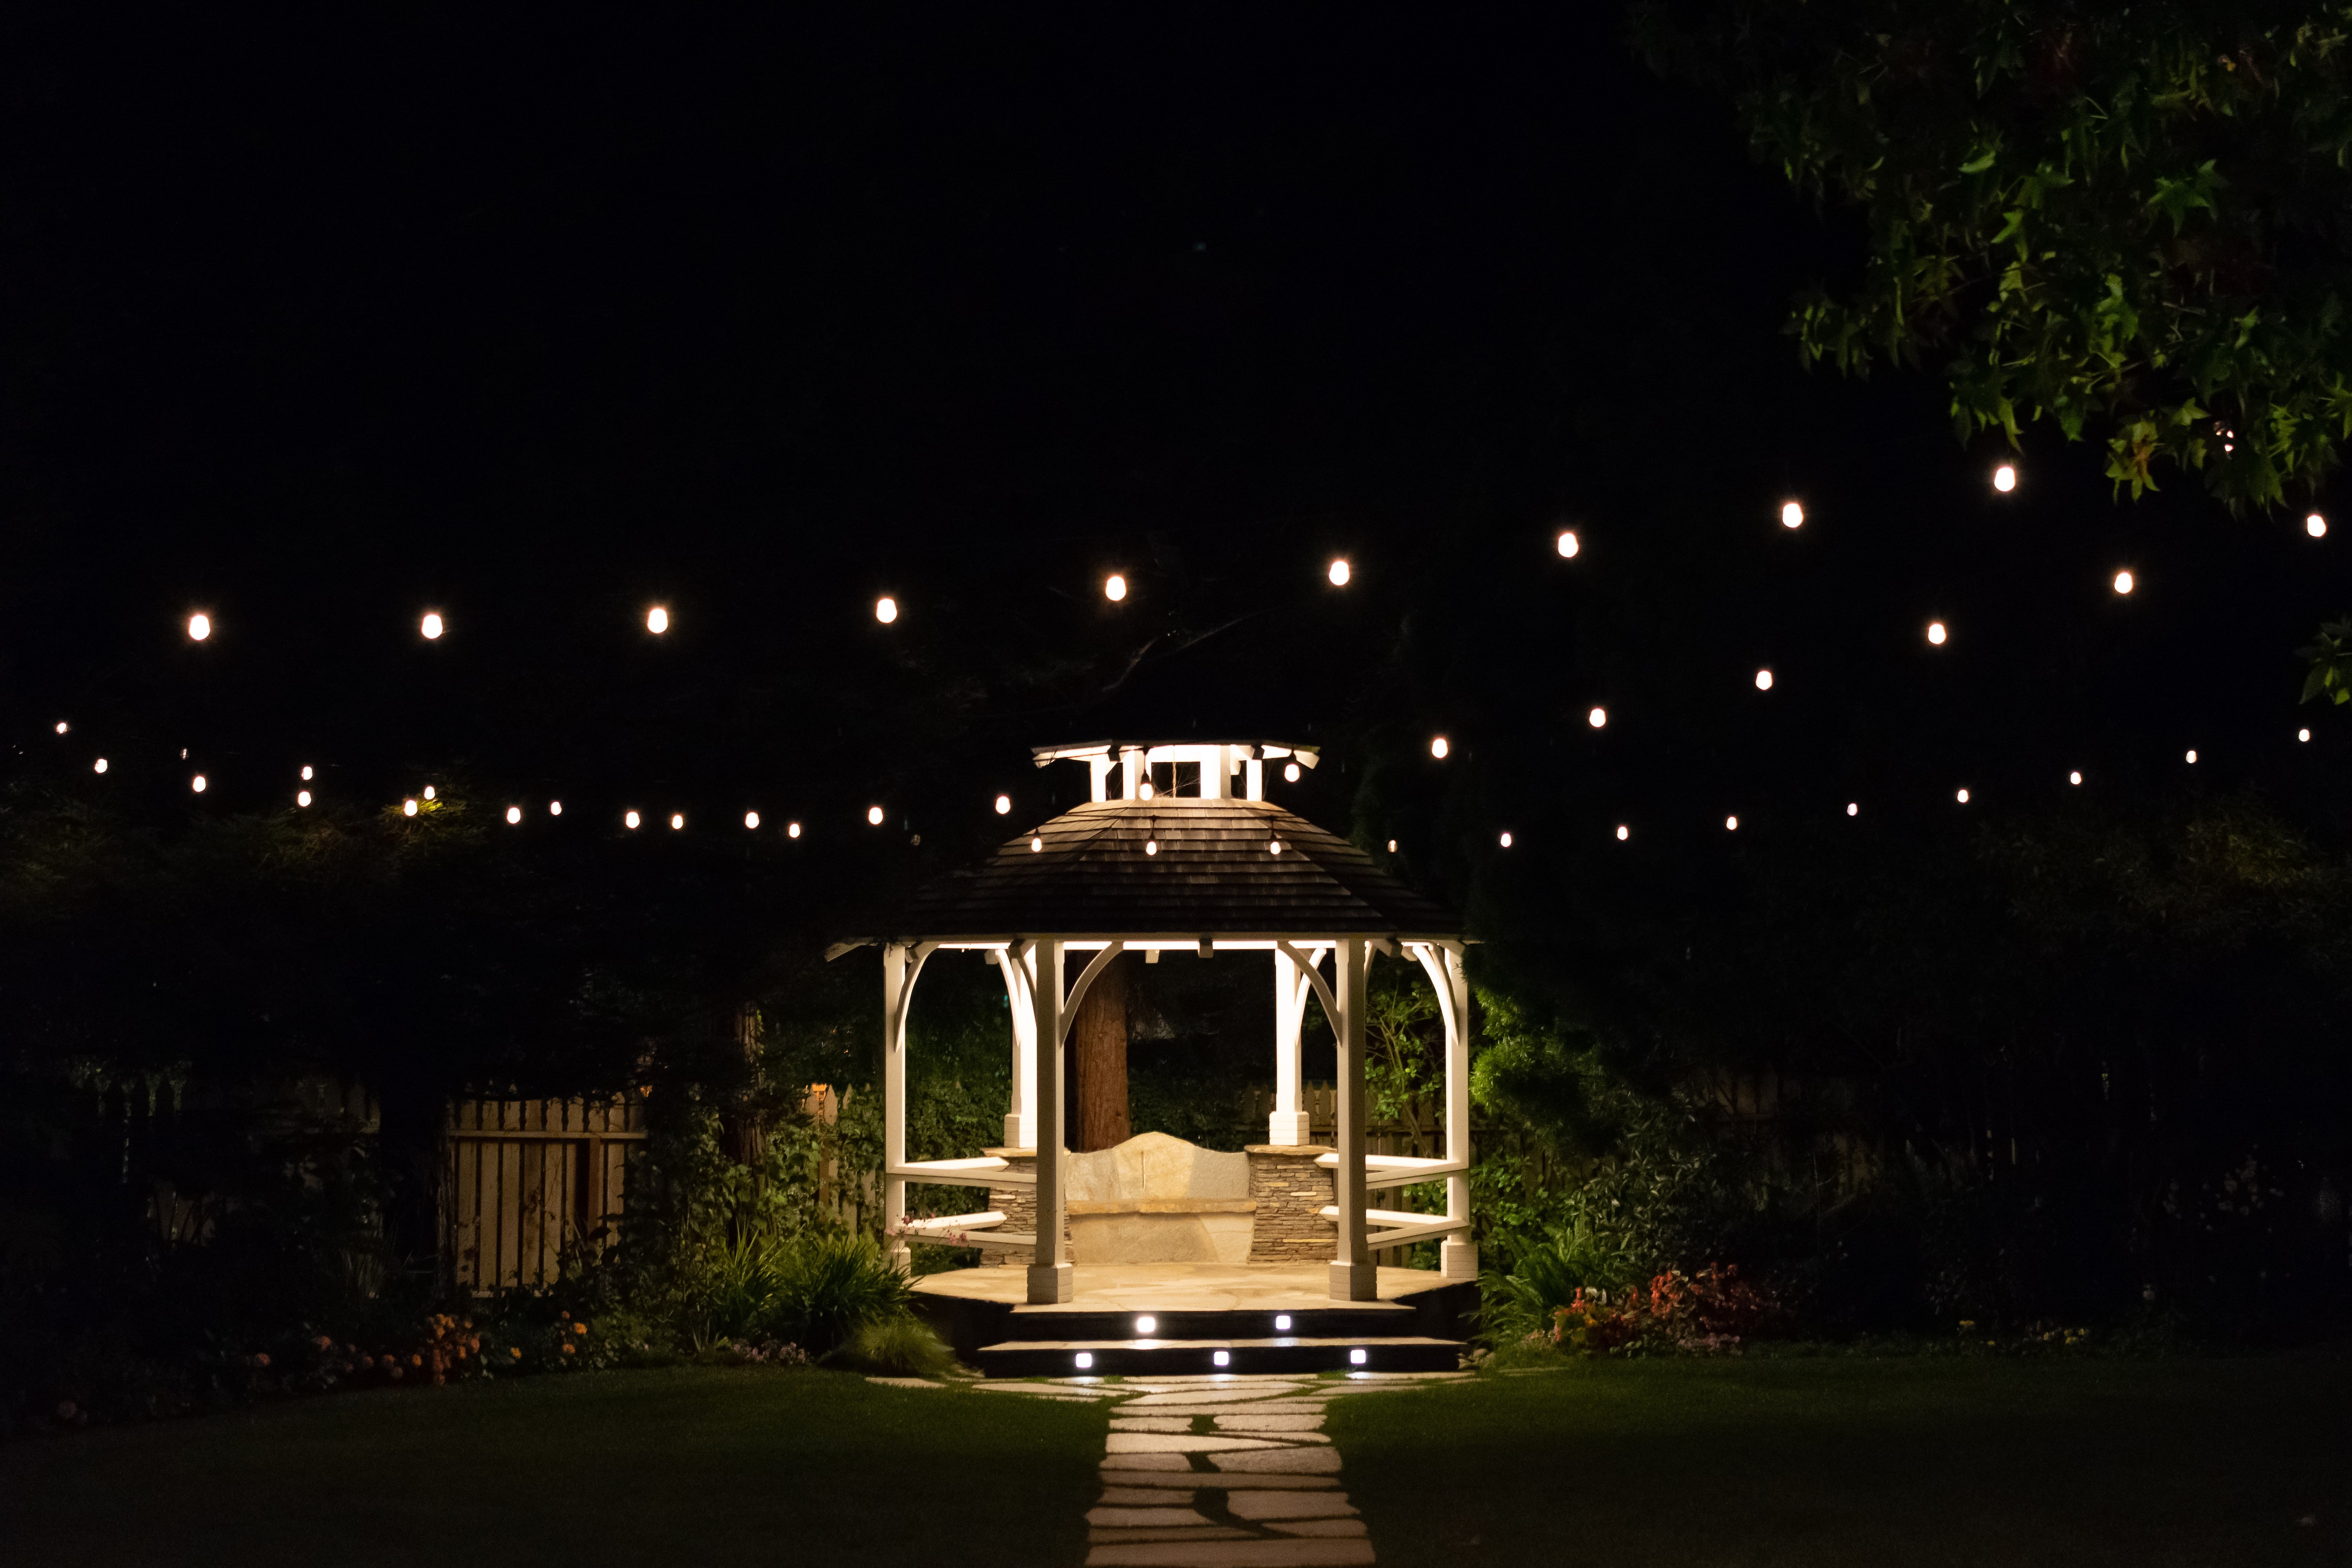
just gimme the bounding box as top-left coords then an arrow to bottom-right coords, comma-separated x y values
1030,835 -> 1042,852
1956,788 -> 1971,804
2069,771 -> 2083,786
420,612 -> 444,639
647,605 -> 669,634
506,806 -> 522,824
1724,815 -> 1738,831
296,790 -> 310,807
300,766 -> 314,781
787,821 -> 802,838
1498,831 -> 1513,848
1327,558 -> 1351,586
1269,838 -> 1284,855
194,775 -> 209,793
404,798 -> 418,816
549,800 -> 563,816
1105,574 -> 1128,602
994,794 -> 1011,815
867,805 -> 884,825
94,758 -> 108,774
187,612 -> 212,641
1927,621 -> 1947,646
422,786 -> 435,801
1846,802 -> 1859,817
2185,749 -> 2197,764
1754,669 -> 1773,691
1557,530 -> 1579,558
1588,706 -> 1607,729
2309,513 -> 2328,539
1387,839 -> 1398,852
1615,824 -> 1629,841
1135,1316 -> 1156,1336
624,810 -> 641,829
874,596 -> 898,624
1144,838 -> 1159,855
1138,780 -> 1155,800
1993,464 -> 2017,493
2113,570 -> 2135,595
1283,761 -> 1301,783
1780,500 -> 1804,529
669,813 -> 684,830
54,721 -> 67,734
1430,736 -> 1449,759
2299,728 -> 2312,742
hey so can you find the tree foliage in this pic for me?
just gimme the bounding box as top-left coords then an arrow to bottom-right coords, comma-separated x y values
1639,0 -> 2352,507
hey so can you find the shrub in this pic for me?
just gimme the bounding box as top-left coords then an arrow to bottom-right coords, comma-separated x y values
1549,1265 -> 1783,1357
764,1234 -> 914,1356
824,1317 -> 956,1377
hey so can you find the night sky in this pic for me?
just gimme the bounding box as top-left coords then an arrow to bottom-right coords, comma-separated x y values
4,9 -> 2346,900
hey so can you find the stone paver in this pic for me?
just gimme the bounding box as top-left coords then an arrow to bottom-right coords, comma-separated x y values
1106,1433 -> 1286,1455
1208,1445 -> 1345,1474
1091,1507 -> 1220,1528
1224,1492 -> 1359,1520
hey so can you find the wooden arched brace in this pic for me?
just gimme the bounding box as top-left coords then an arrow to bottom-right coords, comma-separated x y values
1272,940 -> 1340,1025
887,941 -> 940,1053
1053,941 -> 1126,1048
1407,942 -> 1458,1048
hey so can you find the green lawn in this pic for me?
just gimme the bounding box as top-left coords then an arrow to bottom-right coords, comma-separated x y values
0,1367 -> 1106,1568
1329,1355 -> 2352,1568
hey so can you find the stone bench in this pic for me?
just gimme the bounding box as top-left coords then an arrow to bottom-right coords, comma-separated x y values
982,1131 -> 1336,1267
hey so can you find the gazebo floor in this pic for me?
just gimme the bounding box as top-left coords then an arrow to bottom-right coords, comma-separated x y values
911,1262 -> 1477,1377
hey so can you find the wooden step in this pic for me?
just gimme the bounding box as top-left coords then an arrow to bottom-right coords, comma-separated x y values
972,1335 -> 1464,1378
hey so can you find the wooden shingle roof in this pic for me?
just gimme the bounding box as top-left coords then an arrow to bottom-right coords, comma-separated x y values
884,798 -> 1459,940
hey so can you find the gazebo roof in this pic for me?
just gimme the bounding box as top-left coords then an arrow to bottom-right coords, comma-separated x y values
883,797 -> 1459,941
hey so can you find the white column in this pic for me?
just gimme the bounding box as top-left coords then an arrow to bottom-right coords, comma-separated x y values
1026,938 -> 1072,1303
1200,744 -> 1226,799
1119,748 -> 1142,800
997,948 -> 1037,1149
1330,936 -> 1375,1301
1440,944 -> 1477,1281
1089,758 -> 1112,802
1245,757 -> 1264,800
882,942 -> 910,1272
1269,948 -> 1311,1145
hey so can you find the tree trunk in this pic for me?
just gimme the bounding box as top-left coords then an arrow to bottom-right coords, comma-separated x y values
1070,953 -> 1131,1151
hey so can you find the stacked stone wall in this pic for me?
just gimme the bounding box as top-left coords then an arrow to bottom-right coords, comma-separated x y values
1244,1145 -> 1335,1263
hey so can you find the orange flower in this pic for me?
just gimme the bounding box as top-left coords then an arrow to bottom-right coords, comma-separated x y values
560,1343 -> 576,1355
253,1353 -> 271,1368
573,1322 -> 589,1335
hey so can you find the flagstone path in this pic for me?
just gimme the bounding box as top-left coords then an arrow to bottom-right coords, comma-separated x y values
875,1369 -> 1469,1566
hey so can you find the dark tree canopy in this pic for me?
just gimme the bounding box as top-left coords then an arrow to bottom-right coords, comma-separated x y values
1641,0 -> 2352,508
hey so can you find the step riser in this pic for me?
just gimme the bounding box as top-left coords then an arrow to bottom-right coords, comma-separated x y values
976,1343 -> 1461,1377
1001,1311 -> 1410,1341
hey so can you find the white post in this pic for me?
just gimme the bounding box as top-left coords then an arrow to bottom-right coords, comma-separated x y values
1120,748 -> 1142,800
1269,948 -> 1311,1145
1026,938 -> 1073,1303
1330,936 -> 1375,1301
1200,744 -> 1226,799
1440,944 -> 1477,1281
882,942 -> 910,1272
997,948 -> 1037,1149
1245,756 -> 1264,800
1089,758 -> 1112,802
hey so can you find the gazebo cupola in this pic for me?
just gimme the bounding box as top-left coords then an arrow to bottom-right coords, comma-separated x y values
839,739 -> 1474,1305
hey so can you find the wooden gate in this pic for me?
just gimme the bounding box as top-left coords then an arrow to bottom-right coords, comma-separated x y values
443,1097 -> 647,1294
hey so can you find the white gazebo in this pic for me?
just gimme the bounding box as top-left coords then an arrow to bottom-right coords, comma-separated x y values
831,739 -> 1474,1305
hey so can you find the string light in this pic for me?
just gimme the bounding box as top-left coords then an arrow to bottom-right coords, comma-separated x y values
1269,837 -> 1284,855
669,813 -> 684,830
788,821 -> 803,838
1283,761 -> 1301,783
2185,750 -> 2198,764
420,612 -> 445,640
301,766 -> 314,781
1138,779 -> 1155,800
1615,824 -> 1630,841
1724,815 -> 1738,831
1588,706 -> 1607,729
403,798 -> 418,816
2069,771 -> 2083,786
506,806 -> 522,824
1993,464 -> 2017,493
1145,836 -> 1159,855
94,759 -> 108,774
624,810 -> 641,829
1846,802 -> 1859,816
2113,570 -> 2135,595
1030,835 -> 1042,852
549,800 -> 563,816
1498,831 -> 1513,848
187,613 -> 211,641
1104,575 -> 1128,602
1556,530 -> 1579,558
1956,788 -> 1971,804
194,776 -> 209,793
296,790 -> 310,808
647,605 -> 669,634
1927,621 -> 1947,646
867,805 -> 884,825
1430,736 -> 1449,759
1387,839 -> 1398,852
54,721 -> 67,734
2299,728 -> 2312,743
1754,669 -> 1773,691
994,794 -> 1011,815
746,811 -> 761,829
2309,513 -> 2328,539
422,786 -> 436,801
1780,500 -> 1804,530
874,596 -> 898,624
1327,558 -> 1351,586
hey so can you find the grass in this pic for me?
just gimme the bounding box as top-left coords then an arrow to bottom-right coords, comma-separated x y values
1328,1354 -> 2352,1568
0,1367 -> 1106,1568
